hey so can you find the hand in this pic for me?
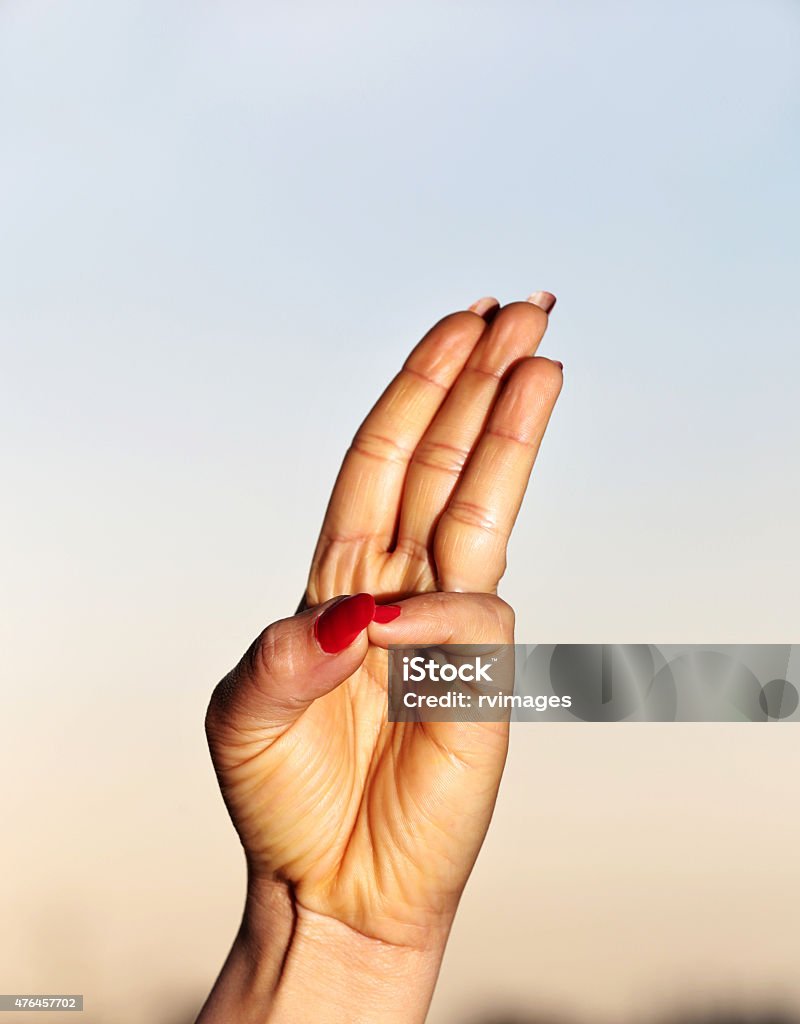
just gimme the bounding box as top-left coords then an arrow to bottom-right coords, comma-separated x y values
199,292 -> 563,1023
306,293 -> 562,600
202,591 -> 514,1023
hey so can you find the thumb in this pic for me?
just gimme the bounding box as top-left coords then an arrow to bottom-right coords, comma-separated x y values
207,593 -> 375,743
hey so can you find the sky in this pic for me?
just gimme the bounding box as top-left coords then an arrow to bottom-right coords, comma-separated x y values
1,2 -> 799,1021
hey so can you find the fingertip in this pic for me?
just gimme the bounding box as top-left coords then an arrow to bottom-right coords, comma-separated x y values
314,593 -> 376,654
373,603 -> 402,624
367,600 -> 409,649
469,296 -> 500,318
526,290 -> 557,314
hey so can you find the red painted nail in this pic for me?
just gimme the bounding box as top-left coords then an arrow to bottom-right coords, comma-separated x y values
554,360 -> 564,370
373,604 -> 402,624
314,593 -> 375,654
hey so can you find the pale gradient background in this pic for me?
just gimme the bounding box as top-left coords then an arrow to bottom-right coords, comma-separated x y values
2,2 -> 800,1022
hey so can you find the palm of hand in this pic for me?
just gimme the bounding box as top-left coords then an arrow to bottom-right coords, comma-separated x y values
226,631 -> 511,945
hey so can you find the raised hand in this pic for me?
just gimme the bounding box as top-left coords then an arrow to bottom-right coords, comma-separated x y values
199,292 -> 563,1024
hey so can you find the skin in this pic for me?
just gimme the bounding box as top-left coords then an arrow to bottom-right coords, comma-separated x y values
199,296 -> 563,1023
306,299 -> 562,598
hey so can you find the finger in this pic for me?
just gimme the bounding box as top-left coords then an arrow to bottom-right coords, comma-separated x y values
315,310 -> 488,550
527,290 -> 557,314
368,590 -> 515,647
368,591 -> 515,753
394,298 -> 553,560
468,295 -> 500,318
435,356 -> 563,592
206,594 -> 374,752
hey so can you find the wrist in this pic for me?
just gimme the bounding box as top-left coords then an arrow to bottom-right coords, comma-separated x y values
203,874 -> 452,1024
269,898 -> 450,1024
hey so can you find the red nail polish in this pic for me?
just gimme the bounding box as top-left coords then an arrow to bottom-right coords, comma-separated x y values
373,604 -> 402,624
554,360 -> 564,370
314,593 -> 375,654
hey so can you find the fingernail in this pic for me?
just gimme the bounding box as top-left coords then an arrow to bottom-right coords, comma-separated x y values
554,359 -> 563,370
315,593 -> 375,654
373,604 -> 402,624
527,291 -> 557,314
469,296 -> 500,318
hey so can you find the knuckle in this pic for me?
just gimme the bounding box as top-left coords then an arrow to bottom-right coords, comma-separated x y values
412,437 -> 470,475
253,621 -> 296,683
351,431 -> 410,466
444,499 -> 498,534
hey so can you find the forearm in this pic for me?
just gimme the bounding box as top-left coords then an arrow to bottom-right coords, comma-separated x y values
196,878 -> 450,1024
195,879 -> 295,1024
